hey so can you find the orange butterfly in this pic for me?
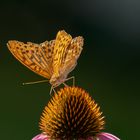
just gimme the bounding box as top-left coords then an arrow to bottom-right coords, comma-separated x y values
7,30 -> 84,93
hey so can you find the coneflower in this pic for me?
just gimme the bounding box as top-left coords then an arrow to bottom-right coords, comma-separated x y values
32,87 -> 120,140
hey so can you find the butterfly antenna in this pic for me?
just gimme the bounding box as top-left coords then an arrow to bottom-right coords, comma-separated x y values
22,79 -> 48,85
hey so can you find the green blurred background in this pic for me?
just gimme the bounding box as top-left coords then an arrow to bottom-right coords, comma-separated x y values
0,0 -> 140,139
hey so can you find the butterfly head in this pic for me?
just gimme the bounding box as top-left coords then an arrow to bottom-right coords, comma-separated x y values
50,73 -> 66,87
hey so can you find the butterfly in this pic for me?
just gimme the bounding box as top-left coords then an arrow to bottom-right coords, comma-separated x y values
7,30 -> 84,93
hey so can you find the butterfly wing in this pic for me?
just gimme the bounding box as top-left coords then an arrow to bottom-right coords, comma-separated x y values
52,30 -> 72,76
40,40 -> 55,76
7,40 -> 55,79
60,36 -> 84,75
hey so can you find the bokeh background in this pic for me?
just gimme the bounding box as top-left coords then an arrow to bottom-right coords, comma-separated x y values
0,0 -> 140,139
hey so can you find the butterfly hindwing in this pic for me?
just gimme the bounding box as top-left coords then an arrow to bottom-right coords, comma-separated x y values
40,40 -> 55,76
60,36 -> 84,75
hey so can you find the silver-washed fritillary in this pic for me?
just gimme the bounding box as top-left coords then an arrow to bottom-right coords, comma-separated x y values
7,30 -> 84,93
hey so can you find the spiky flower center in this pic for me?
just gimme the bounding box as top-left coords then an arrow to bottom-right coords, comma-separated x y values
39,87 -> 105,139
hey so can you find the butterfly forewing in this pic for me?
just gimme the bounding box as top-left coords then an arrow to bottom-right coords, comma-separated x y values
7,40 -> 54,79
52,30 -> 72,76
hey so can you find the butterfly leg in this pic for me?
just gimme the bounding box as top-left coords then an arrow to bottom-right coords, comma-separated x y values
62,82 -> 68,87
65,76 -> 75,86
49,86 -> 56,95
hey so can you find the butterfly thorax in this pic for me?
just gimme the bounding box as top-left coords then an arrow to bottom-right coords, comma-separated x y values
49,73 -> 67,87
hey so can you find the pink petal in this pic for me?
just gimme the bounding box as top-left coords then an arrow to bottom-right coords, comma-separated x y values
96,132 -> 120,140
32,133 -> 48,140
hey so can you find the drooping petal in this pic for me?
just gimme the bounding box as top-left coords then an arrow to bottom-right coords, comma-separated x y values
32,133 -> 48,140
96,132 -> 120,140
